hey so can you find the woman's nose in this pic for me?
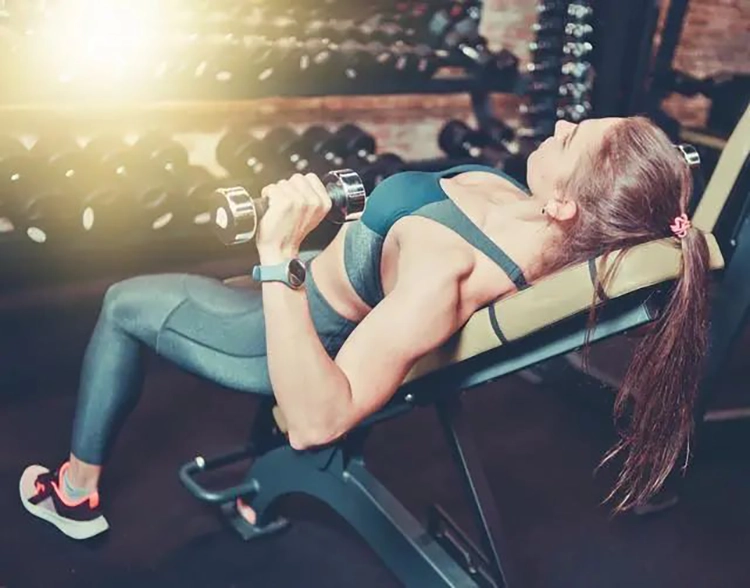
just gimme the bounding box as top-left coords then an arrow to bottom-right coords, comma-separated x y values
555,120 -> 573,137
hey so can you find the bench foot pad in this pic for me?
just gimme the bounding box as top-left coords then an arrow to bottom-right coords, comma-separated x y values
220,501 -> 290,541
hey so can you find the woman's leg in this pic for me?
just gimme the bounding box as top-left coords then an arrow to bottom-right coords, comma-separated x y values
22,273 -> 274,537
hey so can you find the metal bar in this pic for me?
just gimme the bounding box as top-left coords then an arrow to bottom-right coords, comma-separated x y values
436,394 -> 511,587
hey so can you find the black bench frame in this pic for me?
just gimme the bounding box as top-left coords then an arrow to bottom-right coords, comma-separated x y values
179,289 -> 660,588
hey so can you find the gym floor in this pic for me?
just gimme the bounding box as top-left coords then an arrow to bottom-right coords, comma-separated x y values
1,257 -> 750,588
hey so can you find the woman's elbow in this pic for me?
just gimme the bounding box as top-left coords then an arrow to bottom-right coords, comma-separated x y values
287,409 -> 351,450
287,424 -> 344,451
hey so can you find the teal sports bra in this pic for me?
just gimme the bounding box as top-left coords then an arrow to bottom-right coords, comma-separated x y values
343,164 -> 530,308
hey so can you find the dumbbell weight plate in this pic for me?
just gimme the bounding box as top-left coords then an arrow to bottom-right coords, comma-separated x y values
323,168 -> 367,224
213,185 -> 267,246
350,153 -> 405,193
330,124 -> 377,161
182,165 -> 223,227
132,131 -> 190,175
438,120 -> 485,159
80,185 -> 130,238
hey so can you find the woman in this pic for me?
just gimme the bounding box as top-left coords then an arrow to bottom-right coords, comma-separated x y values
20,116 -> 710,540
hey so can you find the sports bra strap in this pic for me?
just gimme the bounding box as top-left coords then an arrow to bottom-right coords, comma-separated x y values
412,200 -> 529,290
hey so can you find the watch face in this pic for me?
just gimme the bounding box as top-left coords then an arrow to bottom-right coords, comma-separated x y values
288,259 -> 307,288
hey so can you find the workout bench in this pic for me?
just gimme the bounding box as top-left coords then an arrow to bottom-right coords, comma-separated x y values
179,105 -> 749,588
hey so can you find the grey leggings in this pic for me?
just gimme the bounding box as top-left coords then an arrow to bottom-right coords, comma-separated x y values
70,256 -> 358,465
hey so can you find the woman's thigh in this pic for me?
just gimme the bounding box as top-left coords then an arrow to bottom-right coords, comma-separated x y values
109,273 -> 274,394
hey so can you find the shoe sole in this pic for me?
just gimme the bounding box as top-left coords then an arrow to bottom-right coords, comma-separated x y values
20,466 -> 110,540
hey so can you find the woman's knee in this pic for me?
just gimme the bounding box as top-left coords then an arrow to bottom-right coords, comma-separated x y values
100,274 -> 187,330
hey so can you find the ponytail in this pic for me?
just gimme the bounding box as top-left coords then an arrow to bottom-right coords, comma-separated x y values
601,226 -> 711,511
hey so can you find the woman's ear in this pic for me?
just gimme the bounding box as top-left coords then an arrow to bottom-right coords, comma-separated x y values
544,198 -> 578,222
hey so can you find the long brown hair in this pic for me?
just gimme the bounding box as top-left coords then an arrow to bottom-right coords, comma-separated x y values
544,116 -> 711,512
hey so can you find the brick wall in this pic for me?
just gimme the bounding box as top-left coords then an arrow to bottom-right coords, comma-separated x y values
657,0 -> 750,128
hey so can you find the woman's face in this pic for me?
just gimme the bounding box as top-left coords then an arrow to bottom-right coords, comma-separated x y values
526,117 -> 623,199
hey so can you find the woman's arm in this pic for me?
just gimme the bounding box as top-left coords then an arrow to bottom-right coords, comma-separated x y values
262,255 -> 465,450
255,172 -> 468,448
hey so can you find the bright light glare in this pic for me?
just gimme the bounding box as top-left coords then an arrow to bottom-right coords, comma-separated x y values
34,0 -> 164,97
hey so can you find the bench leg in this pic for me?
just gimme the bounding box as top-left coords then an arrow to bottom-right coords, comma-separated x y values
243,442 -> 482,588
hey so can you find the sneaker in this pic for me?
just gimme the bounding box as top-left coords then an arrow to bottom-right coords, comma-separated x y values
19,462 -> 109,540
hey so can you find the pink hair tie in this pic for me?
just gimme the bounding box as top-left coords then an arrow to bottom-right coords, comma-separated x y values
670,213 -> 692,239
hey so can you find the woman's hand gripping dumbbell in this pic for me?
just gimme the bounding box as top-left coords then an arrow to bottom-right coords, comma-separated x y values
212,169 -> 367,252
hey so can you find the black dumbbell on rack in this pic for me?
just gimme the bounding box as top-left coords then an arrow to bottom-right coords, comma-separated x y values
83,135 -> 181,236
0,135 -> 88,245
563,41 -> 593,58
293,123 -> 405,191
264,126 -> 330,176
179,165 -> 225,229
568,2 -> 595,21
438,120 -> 487,160
130,131 -> 191,175
428,4 -> 519,77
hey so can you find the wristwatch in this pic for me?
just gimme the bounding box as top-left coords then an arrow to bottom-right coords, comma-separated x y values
252,258 -> 307,289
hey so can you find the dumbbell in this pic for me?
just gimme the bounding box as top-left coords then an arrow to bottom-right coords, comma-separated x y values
290,125 -> 346,173
527,58 -> 561,75
130,131 -> 190,175
557,101 -> 592,122
31,135 -> 118,239
354,153 -> 405,193
561,61 -> 592,79
4,170 -> 83,245
180,165 -> 224,227
564,22 -> 593,38
296,124 -> 376,172
0,136 -> 84,243
212,168 -> 367,246
563,41 -> 593,58
438,120 -> 487,159
558,81 -> 590,99
264,126 -> 324,175
216,129 -> 279,186
568,3 -> 594,20
429,7 -> 518,76
334,126 -> 400,190
306,16 -> 411,44
31,135 -> 89,198
84,135 -> 179,234
478,119 -> 523,170
390,43 -> 442,81
331,124 -> 377,162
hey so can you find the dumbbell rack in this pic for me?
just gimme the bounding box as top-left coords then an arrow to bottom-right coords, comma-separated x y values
0,0 -> 536,289
517,1 -> 596,149
0,1 -> 520,104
